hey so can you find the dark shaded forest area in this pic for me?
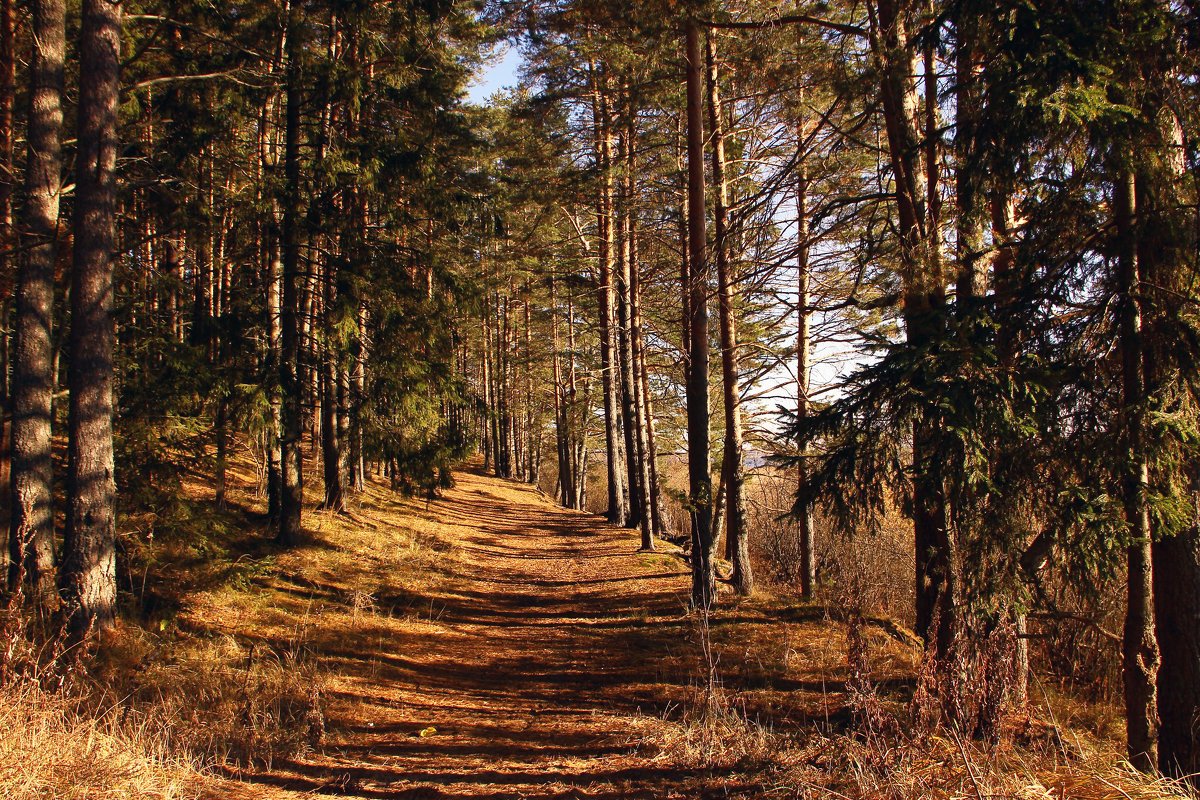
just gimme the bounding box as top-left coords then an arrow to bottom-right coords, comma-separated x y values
1,0 -> 1199,798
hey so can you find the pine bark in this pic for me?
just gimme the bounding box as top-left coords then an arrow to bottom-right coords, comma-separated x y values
616,114 -> 646,535
591,65 -> 629,525
566,284 -> 587,510
871,0 -> 953,653
1114,164 -> 1160,772
0,0 -> 12,410
1142,103 -> 1196,783
350,301 -> 367,491
706,32 -> 751,595
1154,519 -> 1200,781
9,0 -> 65,601
523,292 -> 539,485
627,187 -> 657,548
279,10 -> 305,545
685,20 -> 716,609
551,275 -> 572,506
954,14 -> 987,305
266,229 -> 283,521
61,0 -> 122,634
322,256 -> 344,511
795,119 -> 816,600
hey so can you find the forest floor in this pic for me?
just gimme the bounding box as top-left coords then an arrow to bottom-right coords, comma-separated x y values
40,451 -> 1189,799
174,457 -> 906,799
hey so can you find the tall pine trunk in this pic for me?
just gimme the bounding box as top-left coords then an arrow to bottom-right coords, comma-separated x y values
615,136 -> 642,530
623,99 -> 655,549
9,0 -> 65,601
322,255 -> 344,511
61,0 -> 121,634
1141,103 -> 1196,782
795,113 -> 815,600
1114,163 -> 1160,772
871,0 -> 953,654
619,120 -> 648,532
266,229 -> 283,520
350,300 -> 366,491
551,275 -> 572,506
685,19 -> 715,609
279,9 -> 305,545
706,31 -> 751,595
591,65 -> 629,525
0,0 -> 12,417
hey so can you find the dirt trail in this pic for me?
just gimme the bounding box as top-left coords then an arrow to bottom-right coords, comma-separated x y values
223,465 -> 760,799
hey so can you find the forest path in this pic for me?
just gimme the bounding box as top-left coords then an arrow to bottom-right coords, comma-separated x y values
192,461 -> 851,799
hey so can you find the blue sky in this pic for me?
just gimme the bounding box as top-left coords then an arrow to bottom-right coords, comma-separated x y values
466,45 -> 524,104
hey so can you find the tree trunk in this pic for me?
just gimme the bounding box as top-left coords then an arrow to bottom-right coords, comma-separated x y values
482,298 -> 494,472
619,179 -> 648,532
1114,163 -> 1160,772
567,284 -> 587,510
685,19 -> 715,609
1154,515 -> 1200,781
279,9 -> 305,545
677,121 -> 691,387
706,31 -> 751,596
0,0 -> 13,416
629,225 -> 657,548
9,0 -> 65,602
624,96 -> 655,549
795,115 -> 816,600
871,0 -> 952,652
350,301 -> 366,491
322,253 -> 344,511
523,291 -> 539,485
616,129 -> 643,530
496,290 -> 513,478
266,228 -> 283,521
954,14 -> 987,305
1142,106 -> 1199,782
637,302 -> 665,539
551,275 -> 572,506
61,0 -> 122,635
591,64 -> 629,525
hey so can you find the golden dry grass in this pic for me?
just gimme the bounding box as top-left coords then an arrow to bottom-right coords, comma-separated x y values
0,677 -> 199,800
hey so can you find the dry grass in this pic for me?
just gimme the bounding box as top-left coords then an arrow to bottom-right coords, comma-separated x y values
794,727 -> 1194,799
630,695 -> 799,772
0,677 -> 200,800
615,589 -> 1193,800
626,664 -> 1195,799
90,627 -> 326,770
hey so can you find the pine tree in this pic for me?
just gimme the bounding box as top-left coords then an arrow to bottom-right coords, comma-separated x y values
61,0 -> 122,634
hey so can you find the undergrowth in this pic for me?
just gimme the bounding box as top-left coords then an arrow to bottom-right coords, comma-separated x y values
632,596 -> 1195,800
0,676 -> 197,800
93,627 -> 326,770
0,602 -> 198,800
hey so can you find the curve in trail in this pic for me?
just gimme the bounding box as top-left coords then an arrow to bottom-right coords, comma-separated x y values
238,465 -> 755,800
